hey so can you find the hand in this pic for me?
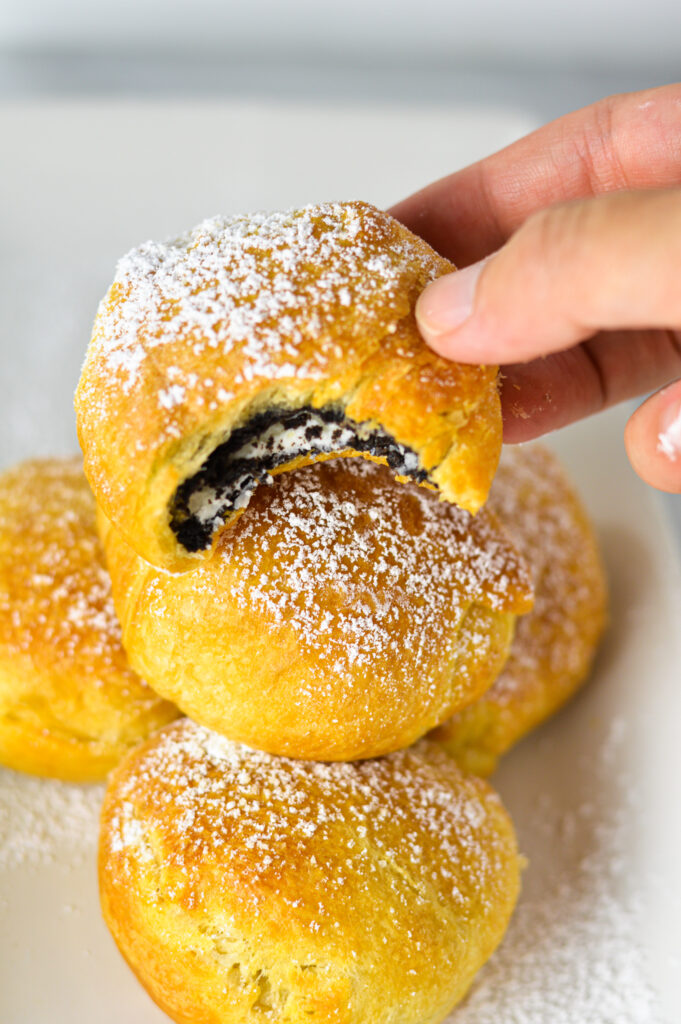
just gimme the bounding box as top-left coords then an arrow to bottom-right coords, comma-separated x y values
390,86 -> 681,493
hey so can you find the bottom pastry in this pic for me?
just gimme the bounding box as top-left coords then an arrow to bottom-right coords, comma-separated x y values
100,718 -> 520,1024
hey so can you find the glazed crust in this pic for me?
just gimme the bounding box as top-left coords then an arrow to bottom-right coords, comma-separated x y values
100,458 -> 533,761
433,445 -> 608,776
0,458 -> 178,781
99,719 -> 520,1024
76,201 -> 502,571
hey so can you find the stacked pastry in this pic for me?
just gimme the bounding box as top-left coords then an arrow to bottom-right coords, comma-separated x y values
1,202 -> 607,1023
0,457 -> 179,781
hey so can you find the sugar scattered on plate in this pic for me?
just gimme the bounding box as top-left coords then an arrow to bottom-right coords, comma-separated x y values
0,713 -> 667,1020
0,768 -> 104,870
446,719 -> 663,1024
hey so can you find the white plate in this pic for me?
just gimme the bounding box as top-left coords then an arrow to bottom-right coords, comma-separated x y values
0,100 -> 679,1023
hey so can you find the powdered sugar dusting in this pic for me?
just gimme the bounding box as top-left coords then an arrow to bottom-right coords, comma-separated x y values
0,769 -> 103,869
193,458 -> 532,685
484,445 -> 606,705
657,404 -> 681,461
445,721 -> 661,1024
88,202 -> 435,408
0,457 -> 174,719
0,458 -> 125,667
104,719 -> 511,917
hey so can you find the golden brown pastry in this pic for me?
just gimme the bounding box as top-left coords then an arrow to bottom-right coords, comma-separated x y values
433,445 -> 608,776
0,458 -> 178,782
100,718 -> 520,1024
76,201 -> 502,572
100,458 -> 533,761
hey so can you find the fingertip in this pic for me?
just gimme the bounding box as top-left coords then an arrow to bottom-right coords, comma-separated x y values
415,262 -> 489,362
625,380 -> 681,493
415,273 -> 472,346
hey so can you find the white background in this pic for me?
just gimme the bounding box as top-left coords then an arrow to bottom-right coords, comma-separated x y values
1,0 -> 681,67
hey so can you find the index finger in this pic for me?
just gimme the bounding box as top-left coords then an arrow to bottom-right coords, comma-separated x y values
389,84 -> 681,267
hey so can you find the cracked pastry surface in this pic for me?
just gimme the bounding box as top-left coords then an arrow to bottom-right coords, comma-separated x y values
433,445 -> 608,777
76,200 -> 502,571
0,458 -> 178,782
100,457 -> 533,761
99,718 -> 520,1024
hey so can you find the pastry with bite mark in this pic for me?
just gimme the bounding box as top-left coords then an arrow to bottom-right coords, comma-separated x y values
0,458 -> 178,782
99,458 -> 533,762
433,445 -> 608,776
99,718 -> 521,1024
76,201 -> 502,572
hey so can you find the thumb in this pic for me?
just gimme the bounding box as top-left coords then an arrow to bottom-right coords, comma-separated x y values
416,188 -> 681,364
625,379 -> 681,493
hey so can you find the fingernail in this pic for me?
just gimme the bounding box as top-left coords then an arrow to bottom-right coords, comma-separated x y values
657,396 -> 681,462
416,259 -> 487,341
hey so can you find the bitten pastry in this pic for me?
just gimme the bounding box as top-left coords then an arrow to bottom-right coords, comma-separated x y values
433,445 -> 608,776
100,718 -> 520,1024
100,458 -> 533,761
76,201 -> 502,571
0,458 -> 178,781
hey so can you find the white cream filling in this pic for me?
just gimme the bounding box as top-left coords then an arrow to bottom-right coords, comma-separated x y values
234,417 -> 361,462
185,412 -> 422,530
